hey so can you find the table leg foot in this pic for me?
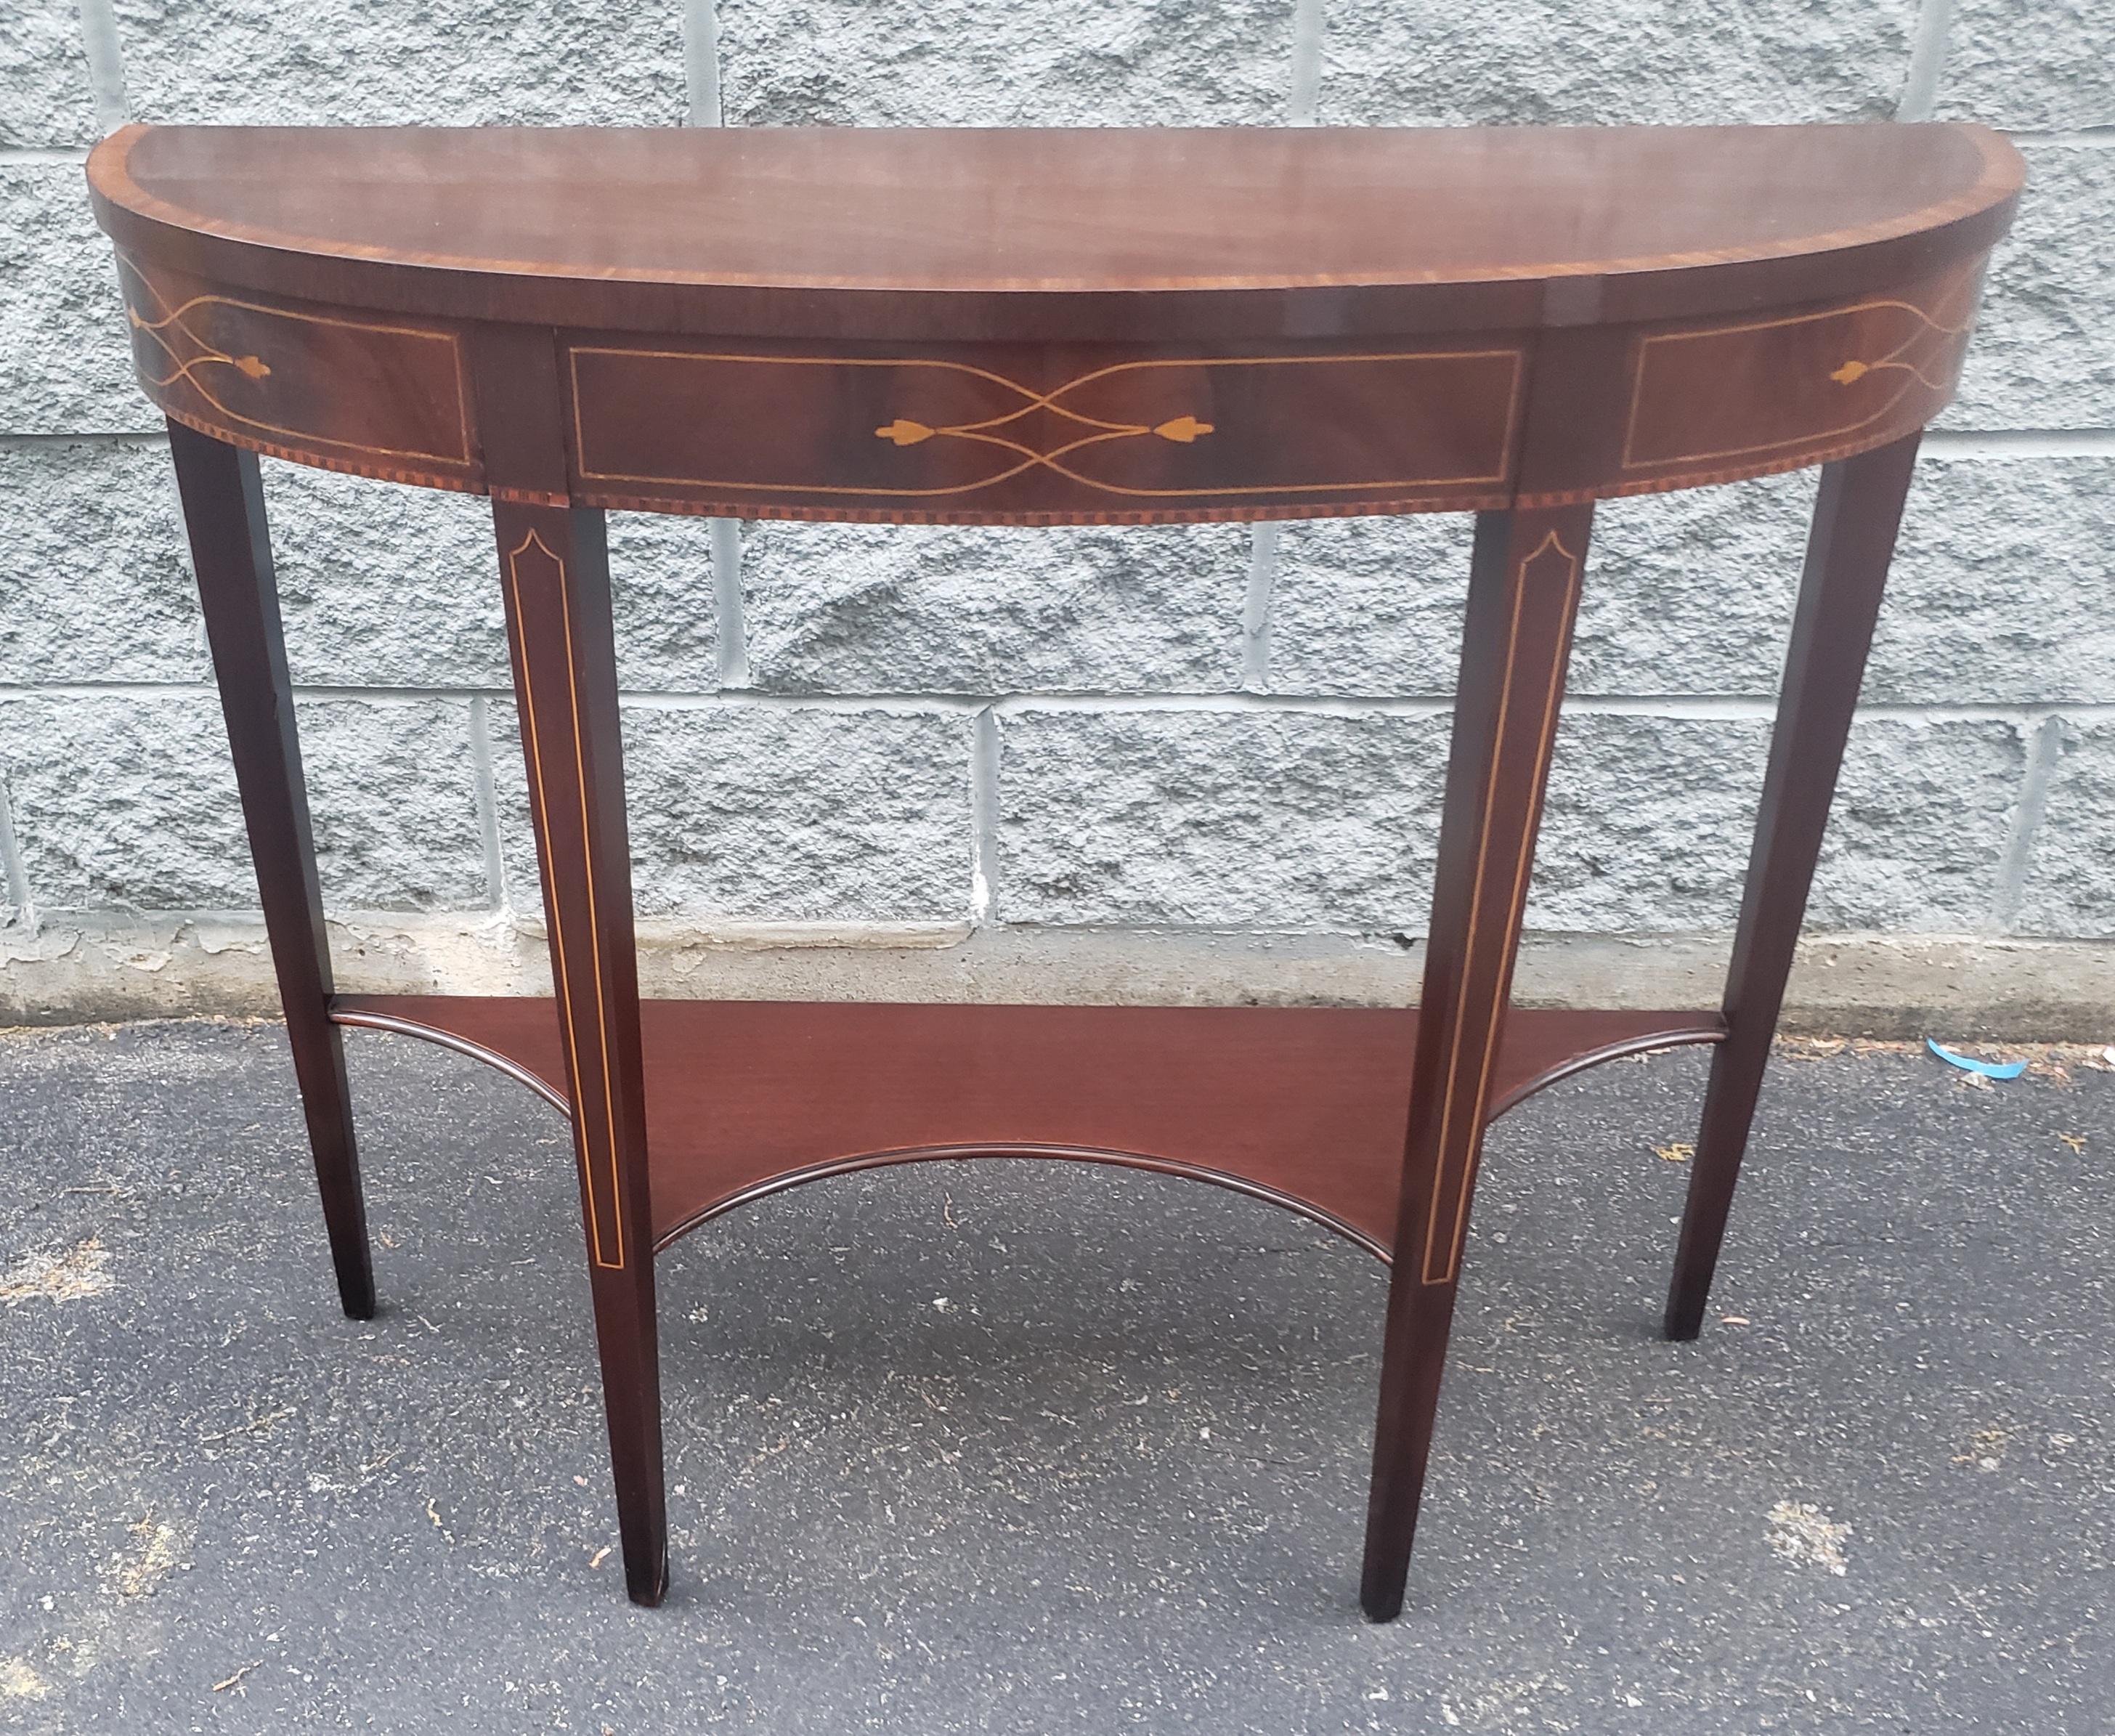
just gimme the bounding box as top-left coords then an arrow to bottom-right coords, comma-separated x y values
167,418 -> 375,1320
593,1270 -> 670,1609
1362,1279 -> 1461,1621
1663,432 -> 1921,1341
627,1543 -> 672,1608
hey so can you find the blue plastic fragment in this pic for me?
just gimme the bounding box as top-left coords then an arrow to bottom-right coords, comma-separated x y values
1925,1038 -> 2028,1080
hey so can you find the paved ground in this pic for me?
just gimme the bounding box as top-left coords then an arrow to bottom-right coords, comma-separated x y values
0,1019 -> 2110,1734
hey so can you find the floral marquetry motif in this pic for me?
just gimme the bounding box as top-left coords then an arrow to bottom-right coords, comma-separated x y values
1616,261 -> 1984,490
114,255 -> 481,492
561,344 -> 1528,522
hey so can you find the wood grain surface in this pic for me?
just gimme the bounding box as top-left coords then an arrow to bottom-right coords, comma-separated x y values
329,994 -> 1727,1261
91,122 -> 2019,338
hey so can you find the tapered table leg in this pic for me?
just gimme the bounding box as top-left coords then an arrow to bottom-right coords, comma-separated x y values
1665,431 -> 1923,1341
493,499 -> 667,1606
1362,503 -> 1591,1621
167,419 -> 375,1321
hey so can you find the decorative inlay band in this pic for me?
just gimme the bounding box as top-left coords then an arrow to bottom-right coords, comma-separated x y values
505,528 -> 625,1271
117,257 -> 474,470
1621,266 -> 1978,474
129,299 -> 273,387
863,360 -> 1219,483
1421,528 -> 1584,1288
567,345 -> 1526,506
1824,294 -> 1973,391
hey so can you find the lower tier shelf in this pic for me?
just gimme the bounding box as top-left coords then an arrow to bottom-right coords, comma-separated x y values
328,997 -> 1724,1262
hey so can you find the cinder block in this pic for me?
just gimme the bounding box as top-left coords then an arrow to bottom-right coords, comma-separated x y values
2015,718 -> 2115,940
1269,478 -> 1814,700
995,707 -> 1450,928
1317,0 -> 1915,125
744,522 -> 1246,696
1946,145 -> 2115,431
996,705 -> 2018,936
113,0 -> 683,125
0,777 -> 19,925
490,702 -> 973,922
1577,477 -> 1811,699
259,463 -> 511,689
0,162 -> 147,436
1531,713 -> 1771,934
259,468 -> 720,691
0,691 -> 487,910
604,513 -> 720,694
0,1 -> 97,149
5,0 -> 2090,965
1815,716 -> 2021,931
0,440 -> 207,684
719,0 -> 1295,125
0,447 -> 720,694
1266,514 -> 1471,697
1270,453 -> 2115,711
1534,713 -> 2020,935
1870,455 -> 2115,705
1936,0 -> 2114,131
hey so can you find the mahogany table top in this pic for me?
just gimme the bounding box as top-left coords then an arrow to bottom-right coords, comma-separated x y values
89,121 -> 2021,341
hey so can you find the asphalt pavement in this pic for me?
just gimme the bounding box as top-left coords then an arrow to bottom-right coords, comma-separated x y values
1,1018 -> 2110,1733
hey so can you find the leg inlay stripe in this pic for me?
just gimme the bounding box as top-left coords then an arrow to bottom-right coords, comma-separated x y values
506,527 -> 625,1270
1421,529 -> 1582,1286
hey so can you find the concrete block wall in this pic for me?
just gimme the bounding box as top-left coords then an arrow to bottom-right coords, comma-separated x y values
0,0 -> 2109,1029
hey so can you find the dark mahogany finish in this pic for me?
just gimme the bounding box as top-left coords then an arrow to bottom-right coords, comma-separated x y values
94,123 -> 2015,522
166,421 -> 375,1321
87,121 -> 2018,1618
326,995 -> 1726,1260
92,123 -> 2014,337
1665,431 -> 1925,1344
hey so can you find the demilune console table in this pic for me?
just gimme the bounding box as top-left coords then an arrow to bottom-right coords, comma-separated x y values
87,120 -> 2021,1617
